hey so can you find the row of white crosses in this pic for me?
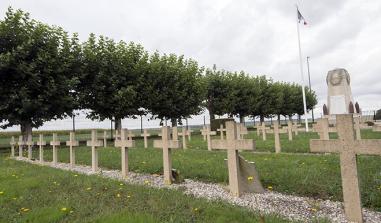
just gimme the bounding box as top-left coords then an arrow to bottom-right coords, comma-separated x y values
310,114 -> 381,223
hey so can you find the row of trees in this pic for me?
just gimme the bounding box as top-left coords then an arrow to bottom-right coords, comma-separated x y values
0,8 -> 317,138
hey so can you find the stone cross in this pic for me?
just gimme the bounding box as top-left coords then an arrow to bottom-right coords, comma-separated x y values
37,134 -> 46,164
103,130 -> 107,148
261,122 -> 267,141
255,123 -> 261,136
153,126 -> 181,185
140,129 -> 151,148
292,122 -> 300,136
217,124 -> 226,140
238,123 -> 248,139
18,136 -> 24,158
354,116 -> 361,140
127,130 -> 135,141
200,126 -> 208,141
273,122 -> 281,153
180,127 -> 187,149
26,134 -> 34,160
115,129 -> 121,141
187,129 -> 193,141
86,130 -> 103,172
50,133 -> 61,165
211,121 -> 258,196
287,121 -> 293,141
310,114 -> 381,223
10,136 -> 16,157
315,118 -> 329,140
66,132 -> 79,167
115,128 -> 135,177
172,127 -> 179,140
206,126 -> 217,151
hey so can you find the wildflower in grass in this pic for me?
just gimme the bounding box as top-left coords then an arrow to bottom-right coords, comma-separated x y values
141,161 -> 146,164
61,207 -> 67,212
0,191 -> 4,195
20,207 -> 30,212
13,197 -> 17,200
116,193 -> 121,198
127,195 -> 131,198
311,208 -> 317,212
86,187 -> 92,191
74,174 -> 78,177
247,176 -> 254,181
267,186 -> 273,190
70,210 -> 74,214
119,183 -> 124,186
144,180 -> 150,185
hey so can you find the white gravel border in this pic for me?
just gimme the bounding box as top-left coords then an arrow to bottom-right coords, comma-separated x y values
13,157 -> 381,223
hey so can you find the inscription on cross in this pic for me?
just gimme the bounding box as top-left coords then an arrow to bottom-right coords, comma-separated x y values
66,132 -> 79,167
140,129 -> 151,148
86,130 -> 103,172
115,129 -> 135,177
153,126 -> 181,185
211,121 -> 264,196
37,134 -> 46,164
50,133 -> 61,165
310,114 -> 381,223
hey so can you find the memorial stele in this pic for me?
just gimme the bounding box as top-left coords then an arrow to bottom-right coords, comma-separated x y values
325,68 -> 358,118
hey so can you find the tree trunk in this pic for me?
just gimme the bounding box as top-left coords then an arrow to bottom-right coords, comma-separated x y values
277,114 -> 281,124
20,121 -> 32,143
260,115 -> 264,124
239,115 -> 245,124
171,118 -> 177,127
114,118 -> 122,131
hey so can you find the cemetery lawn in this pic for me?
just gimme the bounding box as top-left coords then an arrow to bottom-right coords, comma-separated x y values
0,156 -> 293,223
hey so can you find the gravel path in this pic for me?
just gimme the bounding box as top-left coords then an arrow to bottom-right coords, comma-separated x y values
14,157 -> 381,223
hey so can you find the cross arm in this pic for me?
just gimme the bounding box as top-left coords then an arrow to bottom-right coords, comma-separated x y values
353,140 -> 381,155
115,140 -> 135,148
153,140 -> 181,149
211,139 -> 255,151
310,139 -> 342,153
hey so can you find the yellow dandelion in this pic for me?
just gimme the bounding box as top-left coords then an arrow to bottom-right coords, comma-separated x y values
142,161 -> 146,164
311,208 -> 317,212
86,187 -> 92,191
12,197 -> 17,200
144,180 -> 150,184
193,208 -> 199,212
21,208 -> 30,212
267,186 -> 273,190
0,191 -> 4,195
127,195 -> 131,198
74,174 -> 78,177
69,210 -> 74,214
61,207 -> 67,212
119,183 -> 124,186
116,193 -> 121,198
49,190 -> 52,193
247,176 -> 254,181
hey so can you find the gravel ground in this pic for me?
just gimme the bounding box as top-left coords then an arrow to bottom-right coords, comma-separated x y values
13,157 -> 381,223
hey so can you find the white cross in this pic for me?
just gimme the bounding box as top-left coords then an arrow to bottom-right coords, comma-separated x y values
17,136 -> 24,158
115,129 -> 135,177
287,121 -> 293,141
217,124 -> 226,140
86,130 -> 103,172
37,134 -> 46,164
310,114 -> 381,223
140,129 -> 151,148
50,133 -> 60,165
26,134 -> 34,160
273,122 -> 281,153
211,121 -> 256,196
206,125 -> 216,151
66,132 -> 78,167
153,126 -> 181,185
10,136 -> 16,157
103,130 -> 108,148
200,126 -> 208,141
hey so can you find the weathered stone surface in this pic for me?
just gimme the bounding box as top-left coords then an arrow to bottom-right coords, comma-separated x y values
326,68 -> 354,115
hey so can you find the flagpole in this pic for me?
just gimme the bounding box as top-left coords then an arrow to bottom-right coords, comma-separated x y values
296,5 -> 309,132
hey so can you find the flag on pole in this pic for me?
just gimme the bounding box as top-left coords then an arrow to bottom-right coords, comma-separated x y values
297,9 -> 308,25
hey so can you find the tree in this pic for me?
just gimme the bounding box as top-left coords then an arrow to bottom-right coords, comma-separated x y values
0,7 -> 79,139
141,52 -> 204,126
78,34 -> 147,130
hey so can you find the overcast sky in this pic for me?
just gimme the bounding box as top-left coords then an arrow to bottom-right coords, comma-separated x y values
1,0 -> 380,115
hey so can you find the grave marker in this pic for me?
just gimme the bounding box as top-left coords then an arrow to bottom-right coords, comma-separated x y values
18,136 -> 24,158
86,130 -> 103,172
26,134 -> 34,160
187,129 -> 193,141
217,124 -> 226,140
50,133 -> 60,165
115,129 -> 135,177
37,134 -> 46,164
211,121 -> 264,196
315,118 -> 329,140
206,126 -> 217,151
292,122 -> 300,136
179,127 -> 187,149
66,132 -> 79,167
354,116 -> 361,140
310,114 -> 381,223
153,126 -> 181,185
287,121 -> 293,141
273,122 -> 281,153
140,129 -> 151,148
10,136 -> 15,157
127,130 -> 135,141
256,123 -> 260,136
261,122 -> 267,141
200,126 -> 208,141
103,131 -> 108,147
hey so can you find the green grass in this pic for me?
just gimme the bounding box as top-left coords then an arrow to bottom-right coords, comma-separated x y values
0,157 -> 292,223
2,129 -> 381,213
